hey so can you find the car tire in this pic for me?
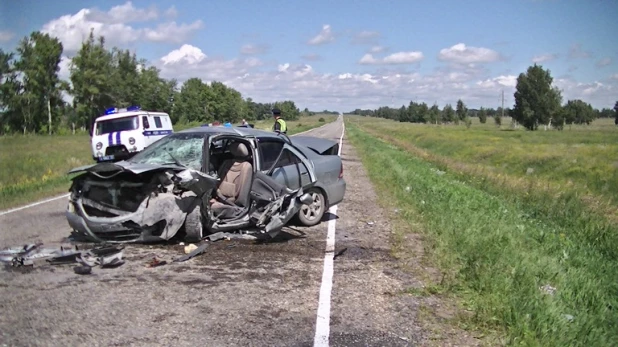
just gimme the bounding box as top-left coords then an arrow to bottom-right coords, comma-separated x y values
184,205 -> 203,242
296,188 -> 326,226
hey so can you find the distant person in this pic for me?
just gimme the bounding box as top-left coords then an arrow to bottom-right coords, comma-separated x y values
241,119 -> 248,126
272,108 -> 287,134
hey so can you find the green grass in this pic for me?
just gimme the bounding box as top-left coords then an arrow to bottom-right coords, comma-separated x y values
0,134 -> 93,210
349,116 -> 618,209
346,118 -> 618,346
0,114 -> 337,210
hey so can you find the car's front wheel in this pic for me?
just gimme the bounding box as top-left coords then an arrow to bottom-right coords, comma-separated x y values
296,188 -> 326,226
184,205 -> 203,242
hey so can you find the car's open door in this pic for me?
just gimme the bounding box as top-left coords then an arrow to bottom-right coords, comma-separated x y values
251,144 -> 317,236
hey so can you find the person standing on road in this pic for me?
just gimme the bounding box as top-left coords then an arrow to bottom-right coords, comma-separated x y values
272,108 -> 287,134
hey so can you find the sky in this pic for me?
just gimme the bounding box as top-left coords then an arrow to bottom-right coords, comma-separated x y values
0,0 -> 617,112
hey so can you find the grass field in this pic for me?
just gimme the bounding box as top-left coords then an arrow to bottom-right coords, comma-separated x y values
346,115 -> 618,345
0,114 -> 337,210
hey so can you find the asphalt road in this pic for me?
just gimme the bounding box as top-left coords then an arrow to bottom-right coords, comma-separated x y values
0,117 -> 478,346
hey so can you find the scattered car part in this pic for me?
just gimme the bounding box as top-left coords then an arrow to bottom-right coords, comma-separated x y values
173,242 -> 209,263
74,265 -> 92,275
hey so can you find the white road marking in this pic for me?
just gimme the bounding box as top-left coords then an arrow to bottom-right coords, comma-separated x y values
0,193 -> 69,217
314,116 -> 345,347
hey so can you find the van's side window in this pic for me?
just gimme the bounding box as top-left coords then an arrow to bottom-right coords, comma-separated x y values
154,116 -> 162,128
142,116 -> 150,129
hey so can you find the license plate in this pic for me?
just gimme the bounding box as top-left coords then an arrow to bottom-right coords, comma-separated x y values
98,155 -> 115,162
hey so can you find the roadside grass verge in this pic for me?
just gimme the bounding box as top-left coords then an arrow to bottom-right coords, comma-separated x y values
349,117 -> 618,206
0,114 -> 337,211
346,120 -> 618,346
0,134 -> 92,210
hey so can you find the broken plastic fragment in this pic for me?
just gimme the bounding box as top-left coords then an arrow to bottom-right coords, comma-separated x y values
184,244 -> 198,254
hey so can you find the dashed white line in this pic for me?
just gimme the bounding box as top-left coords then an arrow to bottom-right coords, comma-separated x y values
0,194 -> 69,217
314,116 -> 345,347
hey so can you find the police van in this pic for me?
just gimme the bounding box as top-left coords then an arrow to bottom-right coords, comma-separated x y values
91,106 -> 174,162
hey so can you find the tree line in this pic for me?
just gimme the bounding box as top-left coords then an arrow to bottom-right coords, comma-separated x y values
348,64 -> 618,130
0,30 -> 307,135
348,100 -> 512,128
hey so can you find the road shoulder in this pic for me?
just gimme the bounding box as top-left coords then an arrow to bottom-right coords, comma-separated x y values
329,134 -> 481,346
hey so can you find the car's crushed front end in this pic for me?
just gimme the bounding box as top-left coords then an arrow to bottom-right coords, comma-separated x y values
66,162 -> 218,243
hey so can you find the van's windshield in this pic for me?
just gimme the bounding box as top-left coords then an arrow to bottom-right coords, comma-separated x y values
95,116 -> 139,135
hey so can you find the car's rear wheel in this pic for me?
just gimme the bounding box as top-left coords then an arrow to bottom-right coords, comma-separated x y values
296,188 -> 325,226
184,205 -> 203,242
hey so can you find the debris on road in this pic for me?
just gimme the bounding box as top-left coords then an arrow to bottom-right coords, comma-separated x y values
146,257 -> 167,268
74,265 -> 93,275
0,243 -> 125,270
206,231 -> 258,242
333,247 -> 348,260
184,243 -> 198,254
174,242 -> 209,263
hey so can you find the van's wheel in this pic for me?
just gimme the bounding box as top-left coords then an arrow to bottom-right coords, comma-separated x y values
296,188 -> 326,226
184,205 -> 203,242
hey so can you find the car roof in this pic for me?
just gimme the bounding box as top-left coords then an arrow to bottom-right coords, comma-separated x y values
95,111 -> 170,122
178,125 -> 285,140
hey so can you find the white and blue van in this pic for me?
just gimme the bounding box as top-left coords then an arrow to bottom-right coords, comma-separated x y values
91,106 -> 174,162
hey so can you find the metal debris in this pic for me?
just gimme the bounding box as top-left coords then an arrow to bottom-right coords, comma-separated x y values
0,243 -> 124,270
206,232 -> 258,242
540,284 -> 556,295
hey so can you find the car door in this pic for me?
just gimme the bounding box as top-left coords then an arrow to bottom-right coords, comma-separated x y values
251,137 -> 317,234
257,138 -> 313,190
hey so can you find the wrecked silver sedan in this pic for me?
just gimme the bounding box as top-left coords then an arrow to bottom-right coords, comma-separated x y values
66,126 -> 346,243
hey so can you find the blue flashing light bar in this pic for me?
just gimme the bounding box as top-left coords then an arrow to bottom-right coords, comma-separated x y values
103,105 -> 141,115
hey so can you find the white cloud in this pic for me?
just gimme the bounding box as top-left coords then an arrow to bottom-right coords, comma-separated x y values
58,56 -> 72,81
532,53 -> 557,63
476,75 -> 517,88
152,42 -> 615,112
438,43 -> 502,64
161,44 -> 207,65
596,57 -> 612,68
240,44 -> 269,55
40,2 -> 203,55
164,6 -> 178,18
85,1 -> 158,23
143,21 -> 204,43
555,78 -> 616,107
0,30 -> 14,43
359,52 -> 423,65
308,25 -> 334,45
383,52 -> 424,64
369,45 -> 387,53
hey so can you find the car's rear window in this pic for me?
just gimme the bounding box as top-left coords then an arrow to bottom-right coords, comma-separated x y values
95,116 -> 139,135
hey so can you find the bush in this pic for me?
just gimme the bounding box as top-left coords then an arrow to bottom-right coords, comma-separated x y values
318,117 -> 325,123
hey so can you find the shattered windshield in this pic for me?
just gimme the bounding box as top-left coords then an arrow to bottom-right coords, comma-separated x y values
95,116 -> 139,135
128,133 -> 206,169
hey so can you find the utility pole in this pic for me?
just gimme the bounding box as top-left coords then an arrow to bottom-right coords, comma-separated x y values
501,89 -> 504,118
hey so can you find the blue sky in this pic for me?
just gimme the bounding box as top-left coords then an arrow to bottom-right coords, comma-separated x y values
1,0 -> 616,111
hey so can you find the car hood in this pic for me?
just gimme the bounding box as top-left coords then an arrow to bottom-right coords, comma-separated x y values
68,161 -> 185,175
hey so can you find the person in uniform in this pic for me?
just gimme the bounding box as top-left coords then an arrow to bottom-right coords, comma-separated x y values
272,108 -> 287,134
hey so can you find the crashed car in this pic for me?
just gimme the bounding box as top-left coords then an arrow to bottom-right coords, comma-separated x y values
66,125 -> 346,243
